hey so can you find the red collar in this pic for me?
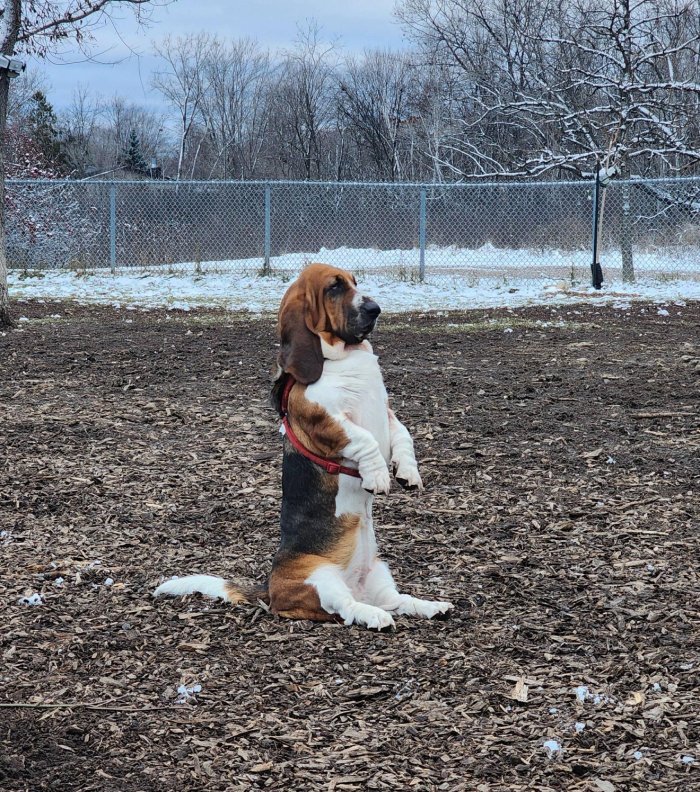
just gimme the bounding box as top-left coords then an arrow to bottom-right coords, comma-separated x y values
280,375 -> 362,478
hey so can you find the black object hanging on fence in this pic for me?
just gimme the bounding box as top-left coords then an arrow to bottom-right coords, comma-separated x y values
591,167 -> 604,290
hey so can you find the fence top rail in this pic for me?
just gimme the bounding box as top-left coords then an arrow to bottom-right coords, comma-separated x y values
5,175 -> 700,188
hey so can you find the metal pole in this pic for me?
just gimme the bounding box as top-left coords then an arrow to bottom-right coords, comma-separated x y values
109,184 -> 117,273
263,185 -> 271,275
419,188 -> 427,282
591,168 -> 603,289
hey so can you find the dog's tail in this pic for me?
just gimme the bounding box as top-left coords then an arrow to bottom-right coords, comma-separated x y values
153,574 -> 269,605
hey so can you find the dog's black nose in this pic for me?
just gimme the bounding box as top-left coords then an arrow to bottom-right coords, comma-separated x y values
363,300 -> 381,318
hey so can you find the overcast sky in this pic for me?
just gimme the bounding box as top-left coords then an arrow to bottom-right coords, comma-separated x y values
33,0 -> 408,110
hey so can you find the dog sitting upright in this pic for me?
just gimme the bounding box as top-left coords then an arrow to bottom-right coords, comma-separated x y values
155,264 -> 453,629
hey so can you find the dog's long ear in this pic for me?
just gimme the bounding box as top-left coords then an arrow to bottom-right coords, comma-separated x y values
270,365 -> 288,416
303,276 -> 329,336
276,284 -> 324,385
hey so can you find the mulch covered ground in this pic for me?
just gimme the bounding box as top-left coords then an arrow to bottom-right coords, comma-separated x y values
1,298 -> 698,792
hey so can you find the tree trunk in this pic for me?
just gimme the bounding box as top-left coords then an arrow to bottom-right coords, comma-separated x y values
176,131 -> 185,181
0,69 -> 14,328
0,0 -> 22,329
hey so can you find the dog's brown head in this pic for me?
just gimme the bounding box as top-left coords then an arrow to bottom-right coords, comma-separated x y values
275,263 -> 381,386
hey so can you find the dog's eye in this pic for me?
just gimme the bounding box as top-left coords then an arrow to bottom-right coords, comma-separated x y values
326,280 -> 345,295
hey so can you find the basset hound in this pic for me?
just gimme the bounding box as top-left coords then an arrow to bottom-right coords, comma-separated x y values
155,263 -> 454,629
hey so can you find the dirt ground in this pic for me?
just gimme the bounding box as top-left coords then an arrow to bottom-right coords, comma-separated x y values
1,298 -> 698,792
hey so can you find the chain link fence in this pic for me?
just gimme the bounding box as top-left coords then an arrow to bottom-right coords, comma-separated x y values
6,176 -> 700,285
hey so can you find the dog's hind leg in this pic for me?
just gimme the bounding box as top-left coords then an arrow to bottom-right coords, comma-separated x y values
363,559 -> 454,619
305,564 -> 395,630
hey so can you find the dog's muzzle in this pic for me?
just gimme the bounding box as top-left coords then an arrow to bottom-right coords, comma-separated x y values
357,300 -> 381,337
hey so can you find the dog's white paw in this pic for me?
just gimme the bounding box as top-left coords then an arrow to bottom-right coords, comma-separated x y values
360,464 -> 391,495
343,602 -> 395,630
393,596 -> 454,619
394,459 -> 423,490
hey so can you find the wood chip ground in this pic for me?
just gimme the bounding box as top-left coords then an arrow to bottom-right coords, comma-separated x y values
1,299 -> 698,791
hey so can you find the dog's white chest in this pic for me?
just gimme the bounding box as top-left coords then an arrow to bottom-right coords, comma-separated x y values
308,348 -> 392,462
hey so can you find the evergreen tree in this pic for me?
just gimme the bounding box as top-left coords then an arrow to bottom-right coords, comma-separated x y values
122,129 -> 148,172
27,90 -> 63,166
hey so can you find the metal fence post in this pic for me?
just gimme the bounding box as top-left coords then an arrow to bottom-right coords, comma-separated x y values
419,187 -> 427,282
109,184 -> 117,274
590,169 -> 603,289
263,184 -> 271,275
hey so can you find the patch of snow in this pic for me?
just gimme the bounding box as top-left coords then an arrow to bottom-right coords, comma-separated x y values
8,247 -> 700,314
18,593 -> 43,606
543,739 -> 562,756
681,755 -> 695,765
657,308 -> 670,316
575,685 -> 590,702
574,722 -> 586,733
606,456 -> 616,465
176,683 -> 202,704
548,707 -> 559,714
104,577 -> 114,587
53,577 -> 64,587
574,685 -> 611,705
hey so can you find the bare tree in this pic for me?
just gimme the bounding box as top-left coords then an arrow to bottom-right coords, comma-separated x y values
6,65 -> 46,122
398,0 -> 700,280
338,49 -> 414,181
0,0 -> 171,328
60,84 -> 103,176
152,33 -> 207,181
198,36 -> 273,179
398,0 -> 700,179
268,23 -> 337,180
408,61 -> 469,182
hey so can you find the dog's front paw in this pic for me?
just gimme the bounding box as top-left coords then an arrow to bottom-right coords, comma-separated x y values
361,464 -> 391,495
344,603 -> 395,630
393,596 -> 454,619
394,459 -> 423,490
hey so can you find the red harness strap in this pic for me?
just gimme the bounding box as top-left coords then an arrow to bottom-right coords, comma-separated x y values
280,375 -> 362,478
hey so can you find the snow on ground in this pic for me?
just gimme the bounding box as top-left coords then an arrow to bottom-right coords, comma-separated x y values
293,242 -> 699,275
543,739 -> 562,757
8,244 -> 700,313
